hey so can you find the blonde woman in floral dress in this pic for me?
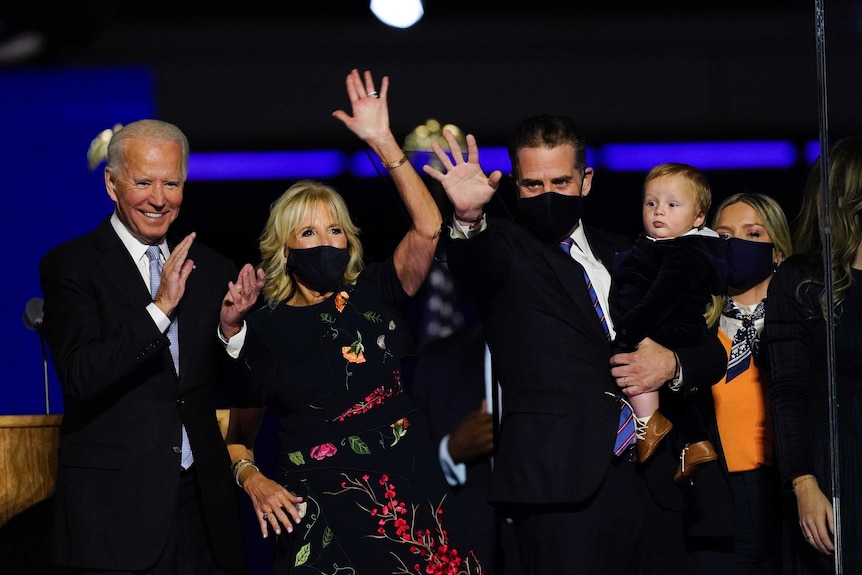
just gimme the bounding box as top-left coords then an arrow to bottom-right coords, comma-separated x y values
224,69 -> 482,575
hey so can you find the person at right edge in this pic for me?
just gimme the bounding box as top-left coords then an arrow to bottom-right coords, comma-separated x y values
423,113 -> 728,575
763,133 -> 862,575
685,192 -> 793,575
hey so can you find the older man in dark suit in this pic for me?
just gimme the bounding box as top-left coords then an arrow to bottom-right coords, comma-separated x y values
39,119 -> 263,574
424,114 -> 728,575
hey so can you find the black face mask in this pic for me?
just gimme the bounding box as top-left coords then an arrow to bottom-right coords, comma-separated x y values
726,237 -> 775,291
285,245 -> 350,294
517,192 -> 584,243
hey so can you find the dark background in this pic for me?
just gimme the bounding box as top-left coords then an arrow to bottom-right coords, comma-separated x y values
1,2 -> 860,573
5,0 -> 856,265
4,1 -> 847,150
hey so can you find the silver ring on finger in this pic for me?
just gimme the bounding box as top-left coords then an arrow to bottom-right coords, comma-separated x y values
367,90 -> 379,98
806,535 -> 814,540
262,512 -> 269,520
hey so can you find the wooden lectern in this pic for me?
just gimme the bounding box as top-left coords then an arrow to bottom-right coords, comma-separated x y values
0,410 -> 229,529
0,414 -> 61,528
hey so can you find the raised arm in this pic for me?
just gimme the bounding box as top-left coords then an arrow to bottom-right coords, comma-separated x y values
332,68 -> 440,296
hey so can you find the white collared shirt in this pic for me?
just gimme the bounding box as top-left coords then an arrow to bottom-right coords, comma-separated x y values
110,212 -> 172,335
565,222 -> 617,339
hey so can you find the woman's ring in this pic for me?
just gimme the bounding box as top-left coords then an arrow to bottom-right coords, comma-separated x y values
624,376 -> 628,386
367,90 -> 379,98
806,535 -> 814,540
262,512 -> 269,520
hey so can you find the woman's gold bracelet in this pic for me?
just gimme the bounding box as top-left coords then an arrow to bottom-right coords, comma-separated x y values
792,475 -> 817,492
382,154 -> 409,169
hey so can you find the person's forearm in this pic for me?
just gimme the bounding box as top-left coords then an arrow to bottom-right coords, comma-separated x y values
365,131 -> 404,171
388,157 -> 442,239
227,443 -> 255,464
454,208 -> 485,224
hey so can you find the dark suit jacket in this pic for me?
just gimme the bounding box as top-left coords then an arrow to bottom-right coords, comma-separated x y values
39,216 -> 245,571
444,217 -> 728,510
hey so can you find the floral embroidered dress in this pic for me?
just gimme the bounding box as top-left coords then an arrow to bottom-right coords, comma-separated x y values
233,258 -> 482,575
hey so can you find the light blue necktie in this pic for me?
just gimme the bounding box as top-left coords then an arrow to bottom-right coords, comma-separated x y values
146,245 -> 194,469
559,238 -> 636,455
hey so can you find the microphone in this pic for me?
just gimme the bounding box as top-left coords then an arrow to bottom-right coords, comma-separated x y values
23,297 -> 44,331
23,297 -> 50,414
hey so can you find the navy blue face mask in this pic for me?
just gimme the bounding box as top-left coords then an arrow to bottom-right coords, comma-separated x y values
286,245 -> 350,294
725,237 -> 775,291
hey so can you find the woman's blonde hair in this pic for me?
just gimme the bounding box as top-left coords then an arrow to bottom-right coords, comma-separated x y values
259,180 -> 363,307
704,192 -> 793,327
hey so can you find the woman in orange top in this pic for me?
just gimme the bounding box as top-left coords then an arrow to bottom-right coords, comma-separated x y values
685,193 -> 792,575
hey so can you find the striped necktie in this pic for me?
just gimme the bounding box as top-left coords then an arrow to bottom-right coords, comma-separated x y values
559,238 -> 636,455
146,245 -> 194,469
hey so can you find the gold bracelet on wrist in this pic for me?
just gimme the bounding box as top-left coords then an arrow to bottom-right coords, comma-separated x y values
792,475 -> 817,492
382,155 -> 408,169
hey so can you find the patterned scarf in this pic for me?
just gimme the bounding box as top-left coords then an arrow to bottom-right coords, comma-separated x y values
722,297 -> 765,383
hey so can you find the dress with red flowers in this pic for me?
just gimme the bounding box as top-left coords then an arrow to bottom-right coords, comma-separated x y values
232,258 -> 482,575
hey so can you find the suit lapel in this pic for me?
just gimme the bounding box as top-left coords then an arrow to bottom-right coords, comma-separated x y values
93,219 -> 154,311
94,220 -> 180,378
538,240 -> 609,342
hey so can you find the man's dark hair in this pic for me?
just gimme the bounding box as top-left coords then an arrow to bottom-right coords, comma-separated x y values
507,114 -> 588,178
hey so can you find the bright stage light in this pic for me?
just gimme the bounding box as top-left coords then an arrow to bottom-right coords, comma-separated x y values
370,0 -> 424,28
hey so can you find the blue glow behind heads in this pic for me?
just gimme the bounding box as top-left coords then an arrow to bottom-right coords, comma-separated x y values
189,150 -> 346,180
185,141 -> 813,181
599,141 -> 799,172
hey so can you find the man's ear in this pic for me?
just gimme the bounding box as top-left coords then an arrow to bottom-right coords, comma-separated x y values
104,167 -> 118,202
581,167 -> 594,197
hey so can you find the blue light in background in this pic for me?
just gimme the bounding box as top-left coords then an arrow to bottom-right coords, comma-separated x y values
2,66 -> 155,415
805,140 -> 822,164
187,141 -> 806,181
189,150 -> 346,180
600,141 -> 799,172
472,147 -> 512,173
350,150 -> 387,177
